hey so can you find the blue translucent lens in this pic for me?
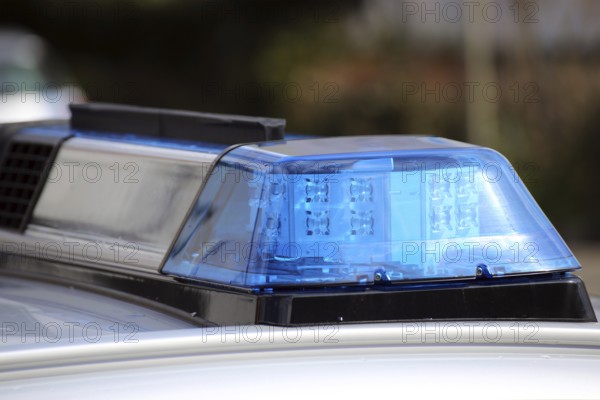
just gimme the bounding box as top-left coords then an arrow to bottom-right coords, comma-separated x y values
162,136 -> 579,288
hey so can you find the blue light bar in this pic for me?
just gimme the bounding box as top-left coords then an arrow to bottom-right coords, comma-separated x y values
162,136 -> 579,288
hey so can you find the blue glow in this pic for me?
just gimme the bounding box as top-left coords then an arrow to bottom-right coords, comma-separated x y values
162,136 -> 580,288
72,130 -> 228,154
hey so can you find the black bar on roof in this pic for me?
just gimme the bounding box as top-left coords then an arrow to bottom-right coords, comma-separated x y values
70,103 -> 286,144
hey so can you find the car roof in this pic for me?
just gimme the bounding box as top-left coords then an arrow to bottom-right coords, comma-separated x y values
0,276 -> 196,346
1,310 -> 600,399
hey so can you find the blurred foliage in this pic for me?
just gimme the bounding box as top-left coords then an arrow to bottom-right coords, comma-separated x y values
1,0 -> 600,239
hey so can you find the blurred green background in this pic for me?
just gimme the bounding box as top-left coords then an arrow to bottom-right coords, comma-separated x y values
1,0 -> 599,243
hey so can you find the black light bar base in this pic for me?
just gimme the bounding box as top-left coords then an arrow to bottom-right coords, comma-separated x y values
257,274 -> 597,325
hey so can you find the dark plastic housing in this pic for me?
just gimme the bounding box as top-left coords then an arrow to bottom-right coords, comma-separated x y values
70,103 -> 286,145
257,274 -> 596,325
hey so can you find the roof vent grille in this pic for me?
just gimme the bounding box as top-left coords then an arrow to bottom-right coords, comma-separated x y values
0,140 -> 54,230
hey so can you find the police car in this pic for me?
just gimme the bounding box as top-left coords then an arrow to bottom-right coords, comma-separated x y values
0,103 -> 598,399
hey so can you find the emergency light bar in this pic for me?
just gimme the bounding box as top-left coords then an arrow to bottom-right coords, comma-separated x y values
0,103 -> 594,325
163,136 -> 579,289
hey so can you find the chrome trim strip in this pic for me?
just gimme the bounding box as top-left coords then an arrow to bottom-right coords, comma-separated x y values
1,322 -> 600,374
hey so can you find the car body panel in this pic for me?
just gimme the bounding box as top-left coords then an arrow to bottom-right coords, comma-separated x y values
1,318 -> 600,399
0,276 -> 196,347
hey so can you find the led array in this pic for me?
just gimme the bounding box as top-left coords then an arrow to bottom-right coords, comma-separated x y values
426,169 -> 480,240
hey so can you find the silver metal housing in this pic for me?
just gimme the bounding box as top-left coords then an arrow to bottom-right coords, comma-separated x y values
0,137 -> 215,272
